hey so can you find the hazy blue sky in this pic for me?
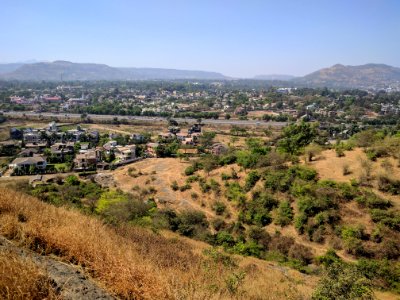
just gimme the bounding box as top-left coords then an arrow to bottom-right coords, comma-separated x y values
1,0 -> 399,77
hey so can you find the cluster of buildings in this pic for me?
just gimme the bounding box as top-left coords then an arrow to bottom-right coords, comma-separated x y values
157,123 -> 202,146
10,95 -> 63,106
4,121 -> 140,175
9,93 -> 89,111
1,119 -> 228,176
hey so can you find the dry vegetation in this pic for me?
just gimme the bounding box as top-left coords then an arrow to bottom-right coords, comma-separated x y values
112,158 -> 247,219
0,187 -> 315,299
307,148 -> 400,209
110,155 -> 395,263
0,250 -> 58,299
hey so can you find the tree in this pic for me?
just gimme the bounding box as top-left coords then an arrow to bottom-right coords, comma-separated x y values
304,143 -> 323,162
199,131 -> 216,148
312,262 -> 374,300
203,155 -> 219,176
278,121 -> 318,155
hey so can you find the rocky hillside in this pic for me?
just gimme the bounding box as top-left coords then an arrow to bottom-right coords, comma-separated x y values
296,63 -> 400,88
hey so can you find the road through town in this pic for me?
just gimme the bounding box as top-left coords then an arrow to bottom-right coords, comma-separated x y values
3,111 -> 288,127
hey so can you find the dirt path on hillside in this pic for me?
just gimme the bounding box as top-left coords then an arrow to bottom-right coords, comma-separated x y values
0,236 -> 114,300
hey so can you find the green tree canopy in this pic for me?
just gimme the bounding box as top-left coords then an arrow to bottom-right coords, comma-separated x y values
278,121 -> 318,155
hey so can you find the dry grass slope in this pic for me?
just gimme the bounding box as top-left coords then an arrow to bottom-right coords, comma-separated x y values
0,250 -> 58,300
0,187 -> 313,300
0,188 -> 168,299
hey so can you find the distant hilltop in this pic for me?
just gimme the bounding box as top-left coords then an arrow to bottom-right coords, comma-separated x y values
0,60 -> 228,81
0,61 -> 399,89
294,63 -> 400,89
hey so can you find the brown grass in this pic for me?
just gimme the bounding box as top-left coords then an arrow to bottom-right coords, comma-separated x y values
0,250 -> 58,300
0,188 -> 169,299
307,148 -> 400,209
111,158 -> 248,221
0,187 -> 314,299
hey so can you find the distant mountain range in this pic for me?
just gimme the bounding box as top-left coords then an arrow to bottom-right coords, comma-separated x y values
294,63 -> 400,88
0,61 -> 399,88
0,63 -> 26,74
0,60 -> 227,81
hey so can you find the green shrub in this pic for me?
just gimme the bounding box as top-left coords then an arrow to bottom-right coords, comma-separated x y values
341,226 -> 366,255
275,200 -> 294,226
236,150 -> 260,169
184,165 -> 196,176
366,150 -> 378,161
203,248 -> 236,268
241,191 -> 278,226
212,201 -> 227,215
186,175 -> 199,183
179,183 -> 191,191
316,249 -> 341,267
209,179 -> 221,195
264,169 -> 293,192
211,218 -> 226,231
377,174 -> 400,195
356,259 -> 400,292
341,225 -> 365,240
65,175 -> 80,186
96,190 -> 129,214
312,262 -> 374,300
247,226 -> 271,249
176,210 -> 209,238
225,182 -> 246,204
244,170 -> 260,191
170,180 -> 179,191
215,231 -> 236,248
294,213 -> 308,234
232,241 -> 263,258
297,195 -> 335,218
294,166 -> 318,181
96,192 -> 153,224
370,209 -> 400,231
355,192 -> 392,209
224,271 -> 246,296
219,153 -> 237,165
199,178 -> 212,193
